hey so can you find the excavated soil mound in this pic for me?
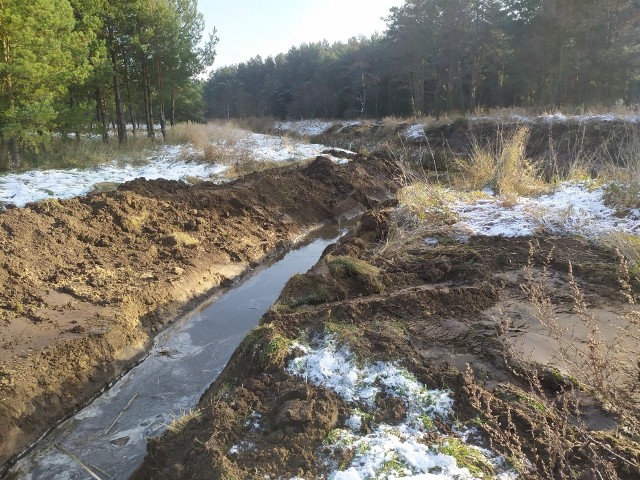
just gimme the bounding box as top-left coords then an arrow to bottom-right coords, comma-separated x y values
0,154 -> 399,470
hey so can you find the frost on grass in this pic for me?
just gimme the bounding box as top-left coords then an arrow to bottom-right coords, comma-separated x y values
286,337 -> 515,479
450,182 -> 640,240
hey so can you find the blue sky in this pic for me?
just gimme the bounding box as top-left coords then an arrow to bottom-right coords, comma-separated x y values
197,0 -> 405,68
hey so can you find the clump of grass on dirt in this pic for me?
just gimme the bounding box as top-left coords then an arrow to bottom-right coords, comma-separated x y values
279,274 -> 343,308
601,232 -> 640,278
327,255 -> 380,278
327,255 -> 383,294
243,323 -> 291,371
396,183 -> 460,225
603,182 -> 640,214
437,438 -> 496,477
166,408 -> 202,434
456,127 -> 549,197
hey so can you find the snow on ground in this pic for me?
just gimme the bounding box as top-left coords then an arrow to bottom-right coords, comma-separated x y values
450,183 -> 640,240
468,113 -> 640,125
274,120 -> 335,137
287,337 -> 516,480
403,125 -> 427,142
0,145 -> 227,208
234,132 -> 351,163
0,130 -> 353,208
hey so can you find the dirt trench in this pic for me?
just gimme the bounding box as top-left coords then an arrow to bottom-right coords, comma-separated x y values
134,208 -> 640,479
0,154 -> 400,471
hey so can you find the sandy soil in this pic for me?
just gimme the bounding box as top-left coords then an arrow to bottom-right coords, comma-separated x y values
0,154 -> 399,470
133,209 -> 640,479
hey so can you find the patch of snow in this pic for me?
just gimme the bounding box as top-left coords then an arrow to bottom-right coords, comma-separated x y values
0,128 -> 355,208
330,426 -> 482,480
424,237 -> 439,247
451,182 -> 640,240
0,145 -> 227,207
287,337 -> 516,480
287,340 -> 452,415
403,125 -> 427,142
275,120 -> 335,136
234,132 -> 346,163
229,441 -> 255,454
244,411 -> 263,432
470,113 -> 640,125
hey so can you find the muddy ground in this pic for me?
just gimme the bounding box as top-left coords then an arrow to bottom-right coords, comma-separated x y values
134,208 -> 640,479
0,153 -> 399,471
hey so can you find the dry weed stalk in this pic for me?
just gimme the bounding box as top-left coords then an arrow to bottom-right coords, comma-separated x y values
463,241 -> 640,478
521,242 -> 640,414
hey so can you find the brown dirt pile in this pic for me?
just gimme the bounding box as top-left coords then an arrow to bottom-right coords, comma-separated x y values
135,207 -> 640,479
0,154 -> 399,470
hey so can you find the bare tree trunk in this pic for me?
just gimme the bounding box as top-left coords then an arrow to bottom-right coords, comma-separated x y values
95,88 -> 109,144
9,137 -> 20,170
142,59 -> 155,139
109,27 -> 127,145
170,86 -> 176,127
124,58 -> 136,136
155,56 -> 167,141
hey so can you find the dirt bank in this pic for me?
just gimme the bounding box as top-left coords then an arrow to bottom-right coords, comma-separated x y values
134,208 -> 640,479
312,118 -> 640,177
0,154 -> 399,471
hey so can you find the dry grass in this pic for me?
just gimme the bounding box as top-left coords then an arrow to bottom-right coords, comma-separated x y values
234,116 -> 276,134
601,233 -> 640,278
455,127 -> 550,196
462,246 -> 640,478
9,135 -> 162,171
166,408 -> 202,434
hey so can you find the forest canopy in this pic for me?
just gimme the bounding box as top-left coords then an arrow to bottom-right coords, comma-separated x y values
0,0 -> 218,166
204,0 -> 640,120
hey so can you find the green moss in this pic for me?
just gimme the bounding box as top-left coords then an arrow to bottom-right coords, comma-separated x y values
438,438 -> 495,477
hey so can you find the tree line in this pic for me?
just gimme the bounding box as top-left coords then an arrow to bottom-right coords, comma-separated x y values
204,0 -> 640,120
0,0 -> 218,167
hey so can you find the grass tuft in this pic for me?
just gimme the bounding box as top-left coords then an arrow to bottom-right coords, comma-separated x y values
166,408 -> 202,434
243,323 -> 291,371
327,256 -> 380,278
456,127 -> 549,197
438,438 -> 496,477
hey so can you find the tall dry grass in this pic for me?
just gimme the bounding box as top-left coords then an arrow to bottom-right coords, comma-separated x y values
455,127 -> 549,196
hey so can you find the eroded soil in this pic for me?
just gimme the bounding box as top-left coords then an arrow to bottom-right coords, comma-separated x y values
0,154 -> 399,471
134,208 -> 640,479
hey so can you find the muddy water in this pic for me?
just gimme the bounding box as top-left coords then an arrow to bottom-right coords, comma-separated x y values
10,224 -> 343,480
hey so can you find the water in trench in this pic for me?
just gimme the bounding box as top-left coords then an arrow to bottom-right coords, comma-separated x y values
10,224 -> 343,480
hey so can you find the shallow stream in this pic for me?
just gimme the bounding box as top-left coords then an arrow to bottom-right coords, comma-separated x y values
10,224 -> 342,480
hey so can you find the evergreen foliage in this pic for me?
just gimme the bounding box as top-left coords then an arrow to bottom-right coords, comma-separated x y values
204,0 -> 640,120
0,0 -> 218,166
